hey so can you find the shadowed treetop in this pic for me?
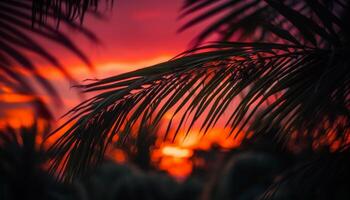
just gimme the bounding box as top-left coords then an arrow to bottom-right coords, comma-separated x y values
0,0 -> 106,119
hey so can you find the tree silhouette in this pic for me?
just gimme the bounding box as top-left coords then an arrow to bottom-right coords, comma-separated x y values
50,0 -> 350,181
0,123 -> 59,199
48,0 -> 350,181
0,0 -> 102,119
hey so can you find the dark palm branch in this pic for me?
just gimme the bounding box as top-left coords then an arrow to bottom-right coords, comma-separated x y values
32,0 -> 104,25
180,0 -> 347,47
49,0 -> 350,181
0,0 -> 102,119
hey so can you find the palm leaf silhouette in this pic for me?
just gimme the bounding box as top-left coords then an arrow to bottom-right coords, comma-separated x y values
179,0 -> 346,46
50,0 -> 350,180
0,0 -> 102,119
32,0 -> 104,25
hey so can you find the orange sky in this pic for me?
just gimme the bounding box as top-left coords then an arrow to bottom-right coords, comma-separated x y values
0,1 -> 236,177
2,1 -> 348,179
31,0 -> 208,117
43,0 -> 202,66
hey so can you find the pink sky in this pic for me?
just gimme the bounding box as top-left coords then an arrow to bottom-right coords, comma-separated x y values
53,0 -> 202,67
38,0 -> 207,116
1,0 -> 210,127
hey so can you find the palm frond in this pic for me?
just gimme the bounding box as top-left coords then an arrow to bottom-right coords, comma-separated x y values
0,0 -> 101,118
50,41 -> 349,181
50,0 -> 350,181
32,0 -> 109,25
179,0 -> 346,47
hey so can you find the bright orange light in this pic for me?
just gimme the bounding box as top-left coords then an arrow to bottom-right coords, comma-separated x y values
173,128 -> 244,150
0,108 -> 35,129
158,156 -> 193,179
150,128 -> 245,178
161,146 -> 193,158
151,144 -> 194,179
0,93 -> 36,103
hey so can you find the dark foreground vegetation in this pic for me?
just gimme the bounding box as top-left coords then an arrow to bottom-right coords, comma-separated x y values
1,124 -> 349,200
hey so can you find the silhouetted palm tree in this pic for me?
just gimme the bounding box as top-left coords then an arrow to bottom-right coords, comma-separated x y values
0,122 -> 100,200
50,0 -> 349,184
0,123 -> 60,199
0,0 -> 103,119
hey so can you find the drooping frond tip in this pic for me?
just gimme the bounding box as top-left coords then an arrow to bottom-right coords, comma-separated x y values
0,0 -> 101,118
49,0 -> 350,181
50,41 -> 350,181
179,0 -> 348,47
32,0 -> 112,25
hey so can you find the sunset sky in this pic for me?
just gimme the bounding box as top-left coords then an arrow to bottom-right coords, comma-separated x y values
0,1 -> 347,195
37,0 -> 218,177
0,0 -> 224,140
0,1 -> 236,177
2,0 -> 197,129
41,0 -> 207,116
